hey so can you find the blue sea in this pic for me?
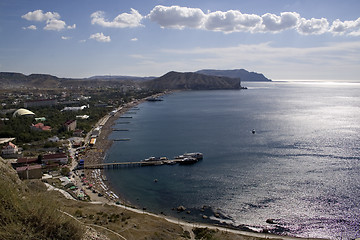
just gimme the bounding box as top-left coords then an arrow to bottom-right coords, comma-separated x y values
105,81 -> 360,239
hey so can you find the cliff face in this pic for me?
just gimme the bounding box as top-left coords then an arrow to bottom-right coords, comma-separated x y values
143,71 -> 241,90
196,69 -> 271,82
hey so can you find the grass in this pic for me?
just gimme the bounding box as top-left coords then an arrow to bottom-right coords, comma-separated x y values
0,180 -> 84,240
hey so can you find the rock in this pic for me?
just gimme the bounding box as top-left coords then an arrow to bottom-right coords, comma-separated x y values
202,215 -> 208,219
266,219 -> 275,224
214,213 -> 220,218
186,211 -> 191,214
177,206 -> 186,212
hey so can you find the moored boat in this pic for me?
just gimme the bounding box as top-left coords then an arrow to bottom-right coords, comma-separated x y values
179,157 -> 198,165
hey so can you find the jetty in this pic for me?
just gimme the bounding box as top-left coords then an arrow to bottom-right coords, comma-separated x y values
84,159 -> 187,169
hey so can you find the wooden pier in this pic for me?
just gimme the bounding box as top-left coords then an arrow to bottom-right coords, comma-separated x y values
84,159 -> 188,169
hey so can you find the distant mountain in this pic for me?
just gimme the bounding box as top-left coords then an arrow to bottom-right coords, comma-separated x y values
0,72 -> 61,88
88,75 -> 156,81
196,69 -> 271,82
143,71 -> 241,90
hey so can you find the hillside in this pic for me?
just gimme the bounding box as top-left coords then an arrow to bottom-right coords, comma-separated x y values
196,69 -> 271,82
143,71 -> 241,90
0,72 -> 62,89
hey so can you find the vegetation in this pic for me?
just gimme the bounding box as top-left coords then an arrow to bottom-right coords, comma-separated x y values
0,178 -> 83,240
193,228 -> 218,240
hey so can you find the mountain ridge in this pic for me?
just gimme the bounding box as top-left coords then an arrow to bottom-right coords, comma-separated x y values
196,69 -> 271,82
0,68 -> 268,89
143,71 -> 241,90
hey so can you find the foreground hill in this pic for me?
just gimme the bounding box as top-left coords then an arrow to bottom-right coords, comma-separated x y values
196,69 -> 271,82
0,157 -> 272,239
143,71 -> 241,90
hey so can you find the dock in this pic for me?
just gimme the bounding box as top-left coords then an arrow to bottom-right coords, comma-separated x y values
84,159 -> 192,169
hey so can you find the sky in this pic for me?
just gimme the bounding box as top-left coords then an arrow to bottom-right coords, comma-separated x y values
1,0 -> 360,81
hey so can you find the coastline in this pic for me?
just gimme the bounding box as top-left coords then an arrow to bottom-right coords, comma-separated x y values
75,92 -> 325,239
81,93 -> 166,204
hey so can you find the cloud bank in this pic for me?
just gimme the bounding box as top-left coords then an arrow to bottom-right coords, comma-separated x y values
146,5 -> 360,35
22,9 -> 75,31
89,5 -> 353,36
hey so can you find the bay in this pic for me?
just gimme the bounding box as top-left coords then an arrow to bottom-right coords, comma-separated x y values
105,81 -> 360,239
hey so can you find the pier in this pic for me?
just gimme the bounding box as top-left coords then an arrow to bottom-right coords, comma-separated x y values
84,159 -> 193,169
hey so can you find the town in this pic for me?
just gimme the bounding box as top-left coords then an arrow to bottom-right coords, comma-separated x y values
0,87 -> 161,200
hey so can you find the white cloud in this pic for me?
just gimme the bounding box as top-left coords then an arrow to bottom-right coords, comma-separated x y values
204,10 -> 262,33
67,24 -> 76,29
91,9 -> 143,28
146,5 -> 360,36
330,18 -> 360,36
22,10 -> 60,22
89,32 -> 111,42
260,12 -> 300,32
22,9 -> 74,31
147,5 -> 205,29
61,36 -> 71,40
44,19 -> 66,31
131,38 -> 138,41
22,25 -> 37,30
297,17 -> 329,35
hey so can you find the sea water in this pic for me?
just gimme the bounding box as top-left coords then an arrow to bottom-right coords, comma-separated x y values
105,81 -> 360,239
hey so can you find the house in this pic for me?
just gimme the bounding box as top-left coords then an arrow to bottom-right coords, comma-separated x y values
42,153 -> 68,165
14,157 -> 39,168
64,120 -> 77,131
31,123 -> 52,131
1,142 -> 20,158
16,164 -> 43,180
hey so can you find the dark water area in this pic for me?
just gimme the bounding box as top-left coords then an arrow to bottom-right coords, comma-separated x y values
105,81 -> 360,239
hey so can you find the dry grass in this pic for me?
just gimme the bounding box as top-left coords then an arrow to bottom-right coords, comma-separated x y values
0,180 -> 84,240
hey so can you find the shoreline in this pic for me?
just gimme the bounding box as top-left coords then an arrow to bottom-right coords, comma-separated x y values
76,92 -> 323,239
81,92 -> 167,205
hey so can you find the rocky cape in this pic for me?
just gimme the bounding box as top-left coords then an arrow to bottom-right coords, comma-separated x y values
143,71 -> 241,90
196,69 -> 271,82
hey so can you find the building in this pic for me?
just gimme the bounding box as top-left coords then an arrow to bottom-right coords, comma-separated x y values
24,99 -> 57,108
1,142 -> 20,158
16,164 -> 43,180
12,108 -> 35,117
14,157 -> 39,168
64,120 -> 77,131
42,153 -> 68,165
61,105 -> 87,112
31,123 -> 52,131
